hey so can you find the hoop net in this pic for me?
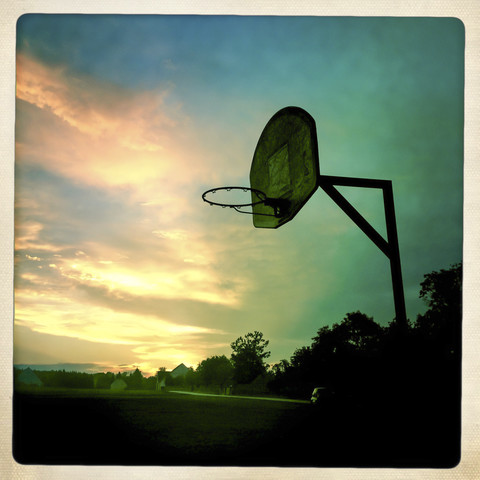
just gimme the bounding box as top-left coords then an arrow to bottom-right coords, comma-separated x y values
201,186 -> 281,217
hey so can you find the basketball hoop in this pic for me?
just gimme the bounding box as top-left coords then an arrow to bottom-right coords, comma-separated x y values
201,186 -> 288,217
201,106 -> 407,328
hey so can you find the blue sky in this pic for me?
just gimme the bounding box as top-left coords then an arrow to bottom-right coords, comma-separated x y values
14,15 -> 464,375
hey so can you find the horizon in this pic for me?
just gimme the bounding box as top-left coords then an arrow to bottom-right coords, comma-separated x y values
14,15 -> 463,378
13,362 -> 188,376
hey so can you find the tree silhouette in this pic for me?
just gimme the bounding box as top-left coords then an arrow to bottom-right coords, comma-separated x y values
415,263 -> 462,356
184,367 -> 197,390
196,355 -> 233,390
419,263 -> 462,314
127,368 -> 144,390
311,311 -> 383,356
410,263 -> 462,397
230,331 -> 271,384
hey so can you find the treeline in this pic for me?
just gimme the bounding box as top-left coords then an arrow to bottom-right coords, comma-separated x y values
13,367 -> 190,391
15,369 -> 95,389
268,263 -> 462,403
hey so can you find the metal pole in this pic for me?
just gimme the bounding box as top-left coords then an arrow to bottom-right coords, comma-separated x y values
382,181 -> 408,326
319,175 -> 407,327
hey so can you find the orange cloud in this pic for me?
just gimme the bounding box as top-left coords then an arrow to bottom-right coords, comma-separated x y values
16,54 -> 252,203
15,54 -> 212,218
16,54 -> 175,150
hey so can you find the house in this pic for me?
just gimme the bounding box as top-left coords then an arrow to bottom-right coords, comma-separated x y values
170,363 -> 189,378
110,378 -> 127,391
17,367 -> 43,387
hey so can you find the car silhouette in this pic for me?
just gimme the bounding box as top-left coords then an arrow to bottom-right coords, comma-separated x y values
310,386 -> 333,406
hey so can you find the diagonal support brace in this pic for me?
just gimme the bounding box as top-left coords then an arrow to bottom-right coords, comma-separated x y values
319,175 -> 407,326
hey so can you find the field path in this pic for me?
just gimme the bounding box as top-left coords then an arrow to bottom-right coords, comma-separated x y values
169,390 -> 309,404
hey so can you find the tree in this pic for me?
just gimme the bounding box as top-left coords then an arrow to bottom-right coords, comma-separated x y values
94,372 -> 115,389
230,331 -> 271,384
290,346 -> 313,370
419,263 -> 462,314
311,312 -> 383,356
144,375 -> 157,390
271,359 -> 290,377
334,311 -> 384,353
156,367 -> 167,381
127,368 -> 144,390
196,355 -> 233,389
416,263 -> 462,332
184,367 -> 197,390
415,262 -> 462,355
308,312 -> 385,393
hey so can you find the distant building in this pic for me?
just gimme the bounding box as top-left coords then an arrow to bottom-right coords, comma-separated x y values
156,376 -> 166,391
170,363 -> 189,378
17,367 -> 43,387
110,378 -> 127,391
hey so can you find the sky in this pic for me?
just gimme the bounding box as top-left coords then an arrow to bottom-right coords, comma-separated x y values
14,15 -> 464,377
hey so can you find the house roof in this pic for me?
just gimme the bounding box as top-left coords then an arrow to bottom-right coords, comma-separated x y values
170,363 -> 189,378
17,367 -> 43,386
110,378 -> 127,390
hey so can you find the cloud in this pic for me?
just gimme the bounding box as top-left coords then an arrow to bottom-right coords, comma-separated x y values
14,291 -> 222,374
15,54 -> 237,228
13,324 -> 164,375
16,53 -> 176,150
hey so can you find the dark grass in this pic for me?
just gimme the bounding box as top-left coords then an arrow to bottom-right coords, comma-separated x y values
13,388 -> 460,467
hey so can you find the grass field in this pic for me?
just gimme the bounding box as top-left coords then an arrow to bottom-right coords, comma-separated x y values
13,388 -> 460,467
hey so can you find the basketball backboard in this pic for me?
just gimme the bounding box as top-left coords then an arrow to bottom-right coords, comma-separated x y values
250,106 -> 320,228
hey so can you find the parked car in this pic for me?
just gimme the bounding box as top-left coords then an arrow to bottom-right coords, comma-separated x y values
310,386 -> 333,406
